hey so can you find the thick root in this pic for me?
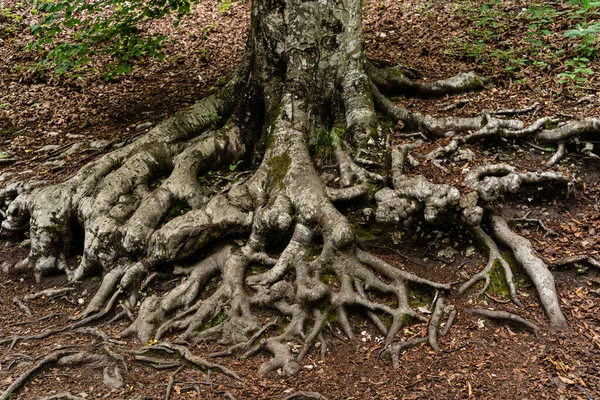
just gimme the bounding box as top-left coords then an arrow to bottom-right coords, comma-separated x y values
459,226 -> 521,306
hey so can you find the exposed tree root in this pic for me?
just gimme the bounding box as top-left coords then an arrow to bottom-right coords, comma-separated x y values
24,287 -> 75,301
2,2 -> 595,386
379,297 -> 456,368
135,342 -> 242,381
12,296 -> 32,317
284,391 -> 329,400
459,226 -> 521,306
467,309 -> 541,337
165,365 -> 185,400
544,255 -> 600,270
0,348 -> 123,400
489,212 -> 567,332
37,394 -> 87,400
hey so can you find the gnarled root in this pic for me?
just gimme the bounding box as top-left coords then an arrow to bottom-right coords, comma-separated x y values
0,349 -> 124,400
379,296 -> 456,368
459,226 -> 521,306
488,212 -> 567,331
467,309 -> 541,337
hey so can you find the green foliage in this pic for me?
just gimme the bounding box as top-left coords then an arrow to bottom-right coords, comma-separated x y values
26,0 -> 195,78
447,0 -> 599,87
557,57 -> 594,83
218,0 -> 238,12
229,160 -> 243,172
564,23 -> 600,57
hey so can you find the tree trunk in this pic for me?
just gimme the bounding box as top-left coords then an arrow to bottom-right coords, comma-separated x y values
2,0 -> 587,389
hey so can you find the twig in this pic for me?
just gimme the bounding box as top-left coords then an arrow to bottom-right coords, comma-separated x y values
166,365 -> 185,400
524,141 -> 548,152
24,287 -> 75,301
510,218 -> 559,237
284,392 -> 329,400
438,99 -> 471,112
37,394 -> 87,400
12,296 -> 32,317
544,254 -> 600,270
491,103 -> 539,115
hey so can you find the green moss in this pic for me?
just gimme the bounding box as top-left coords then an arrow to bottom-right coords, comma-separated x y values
401,313 -> 414,326
353,222 -> 388,242
266,153 -> 291,191
406,283 -> 432,308
248,264 -> 267,274
487,258 -> 510,297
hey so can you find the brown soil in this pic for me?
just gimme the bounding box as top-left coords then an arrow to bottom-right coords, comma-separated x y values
1,0 -> 600,399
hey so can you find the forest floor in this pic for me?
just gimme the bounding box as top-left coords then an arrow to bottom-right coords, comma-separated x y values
1,0 -> 600,399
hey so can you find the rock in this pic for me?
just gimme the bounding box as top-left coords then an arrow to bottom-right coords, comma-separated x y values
362,207 -> 374,221
454,148 -> 476,162
465,246 -> 476,258
391,231 -> 403,244
437,246 -> 457,261
320,172 -> 336,185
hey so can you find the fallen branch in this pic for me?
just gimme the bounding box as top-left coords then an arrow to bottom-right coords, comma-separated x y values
544,254 -> 600,269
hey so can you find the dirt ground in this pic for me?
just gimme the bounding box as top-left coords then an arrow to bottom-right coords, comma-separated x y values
1,0 -> 599,399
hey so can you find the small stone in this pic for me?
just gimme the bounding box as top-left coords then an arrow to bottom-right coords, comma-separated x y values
391,231 -> 403,245
362,208 -> 374,221
453,149 -> 476,162
437,247 -> 457,261
465,246 -> 476,258
66,133 -> 86,139
19,239 -> 31,248
367,137 -> 375,146
78,298 -> 85,305
46,131 -> 60,136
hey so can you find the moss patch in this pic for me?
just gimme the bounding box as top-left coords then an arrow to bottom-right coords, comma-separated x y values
266,153 -> 291,191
